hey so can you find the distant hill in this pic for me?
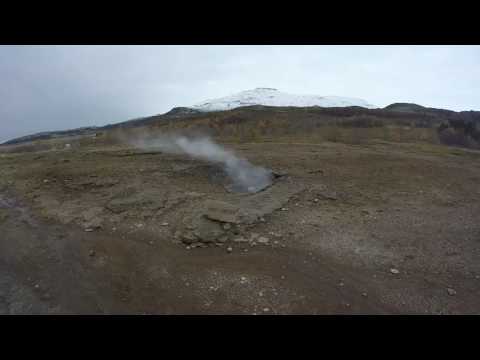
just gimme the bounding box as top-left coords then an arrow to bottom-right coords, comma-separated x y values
2,98 -> 480,149
384,103 -> 429,113
2,126 -> 99,146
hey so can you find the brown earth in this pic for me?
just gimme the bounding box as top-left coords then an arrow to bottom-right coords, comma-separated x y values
1,137 -> 480,314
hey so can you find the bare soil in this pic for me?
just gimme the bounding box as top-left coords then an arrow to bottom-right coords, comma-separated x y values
1,139 -> 480,314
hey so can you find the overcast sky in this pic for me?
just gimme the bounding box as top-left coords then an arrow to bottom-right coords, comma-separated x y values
1,45 -> 479,143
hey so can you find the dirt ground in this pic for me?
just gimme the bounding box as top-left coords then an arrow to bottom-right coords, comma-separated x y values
1,138 -> 480,314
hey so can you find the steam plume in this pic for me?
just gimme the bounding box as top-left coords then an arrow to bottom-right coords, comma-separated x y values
131,134 -> 272,193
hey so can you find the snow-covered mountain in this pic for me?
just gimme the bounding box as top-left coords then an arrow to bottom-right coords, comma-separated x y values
190,88 -> 377,112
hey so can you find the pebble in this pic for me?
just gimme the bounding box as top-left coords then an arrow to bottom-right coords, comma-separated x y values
263,307 -> 270,312
226,246 -> 233,253
281,275 -> 285,280
240,276 -> 247,283
186,246 -> 191,250
251,242 -> 257,247
89,250 -> 96,257
280,208 -> 288,211
257,237 -> 269,244
447,288 -> 457,296
222,223 -> 231,230
390,268 -> 400,274
234,237 -> 248,243
84,228 -> 94,232
161,222 -> 169,226
338,282 -> 344,287
34,284 -> 40,289
362,292 -> 368,297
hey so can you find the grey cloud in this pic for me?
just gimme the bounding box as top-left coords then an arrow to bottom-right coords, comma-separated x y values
1,45 -> 479,143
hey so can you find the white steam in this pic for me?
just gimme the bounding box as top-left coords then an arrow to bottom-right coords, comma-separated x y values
132,134 -> 273,193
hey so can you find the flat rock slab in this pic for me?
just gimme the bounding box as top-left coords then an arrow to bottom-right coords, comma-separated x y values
203,179 -> 305,225
204,200 -> 246,224
106,190 -> 167,214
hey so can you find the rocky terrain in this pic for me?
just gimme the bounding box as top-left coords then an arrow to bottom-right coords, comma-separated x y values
1,133 -> 480,314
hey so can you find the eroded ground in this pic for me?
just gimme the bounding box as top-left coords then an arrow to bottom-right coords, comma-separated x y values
1,140 -> 480,314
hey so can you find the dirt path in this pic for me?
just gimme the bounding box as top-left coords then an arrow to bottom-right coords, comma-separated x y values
0,191 -> 399,314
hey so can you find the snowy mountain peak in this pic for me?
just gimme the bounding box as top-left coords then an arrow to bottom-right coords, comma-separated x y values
190,88 -> 377,112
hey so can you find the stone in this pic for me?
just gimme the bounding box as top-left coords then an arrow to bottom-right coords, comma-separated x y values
203,200 -> 243,224
318,191 -> 337,201
89,250 -> 96,257
362,292 -> 368,297
181,232 -> 197,244
390,268 -> 400,274
447,288 -> 457,296
81,207 -> 104,229
222,223 -> 231,230
217,235 -> 229,243
161,222 -> 169,226
234,237 -> 248,243
184,215 -> 225,244
257,237 -> 269,244
226,246 -> 233,253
